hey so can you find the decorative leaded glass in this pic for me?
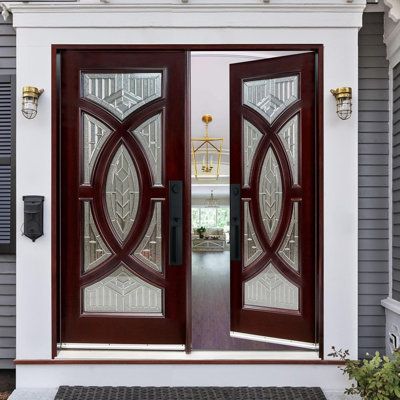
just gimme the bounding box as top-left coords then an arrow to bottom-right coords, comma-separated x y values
259,147 -> 283,241
83,73 -> 162,121
278,115 -> 299,184
243,75 -> 299,124
131,113 -> 162,186
278,203 -> 299,271
82,113 -> 112,185
243,119 -> 262,187
244,263 -> 299,310
83,264 -> 163,314
105,144 -> 140,243
244,202 -> 262,267
133,202 -> 162,272
83,202 -> 112,272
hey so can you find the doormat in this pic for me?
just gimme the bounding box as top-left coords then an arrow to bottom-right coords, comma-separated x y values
55,386 -> 327,400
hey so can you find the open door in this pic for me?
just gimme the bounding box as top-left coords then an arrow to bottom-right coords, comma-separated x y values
230,52 -> 318,349
59,50 -> 189,347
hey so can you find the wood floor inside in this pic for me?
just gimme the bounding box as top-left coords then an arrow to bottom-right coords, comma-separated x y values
191,251 -> 296,351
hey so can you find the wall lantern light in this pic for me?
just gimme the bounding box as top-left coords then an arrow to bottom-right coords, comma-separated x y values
22,86 -> 44,119
330,87 -> 352,120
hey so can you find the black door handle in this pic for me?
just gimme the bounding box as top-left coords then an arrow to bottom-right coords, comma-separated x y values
169,181 -> 183,265
230,184 -> 241,261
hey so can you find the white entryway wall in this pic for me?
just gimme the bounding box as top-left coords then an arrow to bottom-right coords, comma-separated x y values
2,0 -> 363,390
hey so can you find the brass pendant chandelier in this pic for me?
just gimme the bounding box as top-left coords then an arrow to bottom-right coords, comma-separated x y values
192,114 -> 223,179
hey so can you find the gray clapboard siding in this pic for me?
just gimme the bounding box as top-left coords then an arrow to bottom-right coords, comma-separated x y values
358,12 -> 389,358
0,18 -> 15,75
393,61 -> 400,302
0,16 -> 15,369
0,255 -> 15,368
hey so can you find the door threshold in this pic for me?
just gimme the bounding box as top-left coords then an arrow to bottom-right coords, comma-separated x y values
230,331 -> 319,351
56,349 -> 321,361
59,343 -> 185,351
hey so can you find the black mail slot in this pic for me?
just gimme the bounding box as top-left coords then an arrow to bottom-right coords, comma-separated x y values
23,196 -> 44,242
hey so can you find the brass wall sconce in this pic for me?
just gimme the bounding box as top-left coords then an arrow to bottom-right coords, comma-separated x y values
330,87 -> 352,120
22,86 -> 44,119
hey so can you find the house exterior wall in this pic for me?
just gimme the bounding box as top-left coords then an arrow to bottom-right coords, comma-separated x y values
358,11 -> 389,358
382,1 -> 400,356
3,0 -> 363,390
393,60 -> 400,301
0,16 -> 16,369
0,17 -> 15,75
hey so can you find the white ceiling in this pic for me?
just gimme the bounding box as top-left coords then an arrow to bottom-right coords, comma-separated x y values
192,184 -> 230,198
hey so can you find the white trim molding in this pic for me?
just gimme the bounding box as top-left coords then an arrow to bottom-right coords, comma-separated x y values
382,297 -> 400,354
385,6 -> 400,68
0,2 -> 11,21
2,1 -> 366,28
384,0 -> 400,22
382,297 -> 400,315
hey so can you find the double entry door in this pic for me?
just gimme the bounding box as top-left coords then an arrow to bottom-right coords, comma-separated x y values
59,49 -> 318,349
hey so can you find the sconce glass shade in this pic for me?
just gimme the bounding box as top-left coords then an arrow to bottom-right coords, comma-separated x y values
22,86 -> 43,119
336,98 -> 352,120
330,87 -> 352,120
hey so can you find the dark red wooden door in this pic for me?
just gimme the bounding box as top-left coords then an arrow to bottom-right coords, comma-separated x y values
230,53 -> 317,347
60,50 -> 189,345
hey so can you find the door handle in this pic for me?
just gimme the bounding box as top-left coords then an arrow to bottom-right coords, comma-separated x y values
230,184 -> 241,261
169,181 -> 183,265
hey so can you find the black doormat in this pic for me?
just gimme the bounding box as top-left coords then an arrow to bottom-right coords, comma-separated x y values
55,386 -> 327,400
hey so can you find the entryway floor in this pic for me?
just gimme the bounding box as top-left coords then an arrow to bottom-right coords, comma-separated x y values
192,251 -> 299,351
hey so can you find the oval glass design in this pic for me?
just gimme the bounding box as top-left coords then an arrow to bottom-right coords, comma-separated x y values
259,147 -> 283,241
105,144 -> 140,243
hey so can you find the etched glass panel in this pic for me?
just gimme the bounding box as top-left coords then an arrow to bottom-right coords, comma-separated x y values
278,115 -> 299,184
82,113 -> 112,184
83,264 -> 162,314
243,120 -> 262,187
83,202 -> 112,272
243,75 -> 298,124
131,113 -> 162,186
105,144 -> 140,242
279,203 -> 299,271
83,73 -> 162,121
244,202 -> 262,268
259,147 -> 283,240
244,263 -> 299,310
133,202 -> 162,272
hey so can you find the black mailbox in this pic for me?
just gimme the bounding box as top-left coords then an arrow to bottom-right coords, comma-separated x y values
23,196 -> 44,242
